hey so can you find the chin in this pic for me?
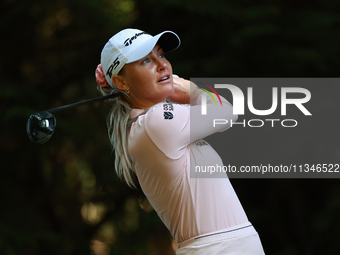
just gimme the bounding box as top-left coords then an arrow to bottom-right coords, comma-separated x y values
166,89 -> 175,99
160,83 -> 174,94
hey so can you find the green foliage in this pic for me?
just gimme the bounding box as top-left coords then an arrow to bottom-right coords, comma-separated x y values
1,0 -> 340,254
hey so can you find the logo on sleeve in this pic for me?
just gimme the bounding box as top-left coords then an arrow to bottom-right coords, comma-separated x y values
164,112 -> 173,119
163,103 -> 174,120
195,140 -> 209,147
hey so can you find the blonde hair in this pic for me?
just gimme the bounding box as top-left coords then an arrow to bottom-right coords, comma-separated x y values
97,85 -> 136,188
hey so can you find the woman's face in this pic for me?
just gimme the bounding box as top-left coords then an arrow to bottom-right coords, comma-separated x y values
118,44 -> 174,109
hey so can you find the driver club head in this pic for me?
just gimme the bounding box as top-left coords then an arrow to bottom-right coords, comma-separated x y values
26,111 -> 57,144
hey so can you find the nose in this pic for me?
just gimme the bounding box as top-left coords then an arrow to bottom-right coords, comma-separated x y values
156,57 -> 167,71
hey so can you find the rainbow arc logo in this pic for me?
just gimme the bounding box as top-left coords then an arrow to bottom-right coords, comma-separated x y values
197,82 -> 222,115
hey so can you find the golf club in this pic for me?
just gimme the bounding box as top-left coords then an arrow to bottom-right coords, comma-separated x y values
27,93 -> 118,144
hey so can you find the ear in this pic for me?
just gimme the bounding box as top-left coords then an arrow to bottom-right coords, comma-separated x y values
112,75 -> 130,91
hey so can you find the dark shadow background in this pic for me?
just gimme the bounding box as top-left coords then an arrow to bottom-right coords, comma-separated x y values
1,0 -> 340,254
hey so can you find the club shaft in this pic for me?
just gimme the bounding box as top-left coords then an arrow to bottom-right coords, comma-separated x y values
47,94 -> 118,113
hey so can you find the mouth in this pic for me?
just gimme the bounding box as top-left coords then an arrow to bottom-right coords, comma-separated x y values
158,75 -> 170,82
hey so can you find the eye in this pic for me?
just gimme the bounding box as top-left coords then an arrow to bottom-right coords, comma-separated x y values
159,53 -> 166,59
142,58 -> 150,64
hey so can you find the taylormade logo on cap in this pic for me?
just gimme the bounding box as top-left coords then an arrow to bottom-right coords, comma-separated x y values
124,32 -> 148,46
100,28 -> 181,88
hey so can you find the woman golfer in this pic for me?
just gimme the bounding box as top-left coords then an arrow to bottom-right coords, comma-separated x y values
95,28 -> 265,254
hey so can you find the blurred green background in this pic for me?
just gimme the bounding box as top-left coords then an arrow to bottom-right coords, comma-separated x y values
1,0 -> 340,254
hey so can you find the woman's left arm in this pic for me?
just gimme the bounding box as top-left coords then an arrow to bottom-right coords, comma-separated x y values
143,77 -> 237,159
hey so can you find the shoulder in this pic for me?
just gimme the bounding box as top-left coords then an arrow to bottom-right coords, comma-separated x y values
142,102 -> 190,158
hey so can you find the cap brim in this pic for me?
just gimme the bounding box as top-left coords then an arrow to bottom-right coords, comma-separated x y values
127,31 -> 180,64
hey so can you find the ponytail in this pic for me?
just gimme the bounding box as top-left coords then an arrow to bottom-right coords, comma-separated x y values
96,64 -> 136,188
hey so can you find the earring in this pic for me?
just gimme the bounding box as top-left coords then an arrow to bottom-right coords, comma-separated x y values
126,89 -> 130,94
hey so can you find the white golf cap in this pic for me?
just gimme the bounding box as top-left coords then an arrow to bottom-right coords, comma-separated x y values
101,28 -> 181,88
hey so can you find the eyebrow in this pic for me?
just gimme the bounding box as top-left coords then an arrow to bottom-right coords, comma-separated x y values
145,45 -> 163,58
155,44 -> 162,51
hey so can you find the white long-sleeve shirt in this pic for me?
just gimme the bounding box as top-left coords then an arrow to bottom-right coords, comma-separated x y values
128,93 -> 248,243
